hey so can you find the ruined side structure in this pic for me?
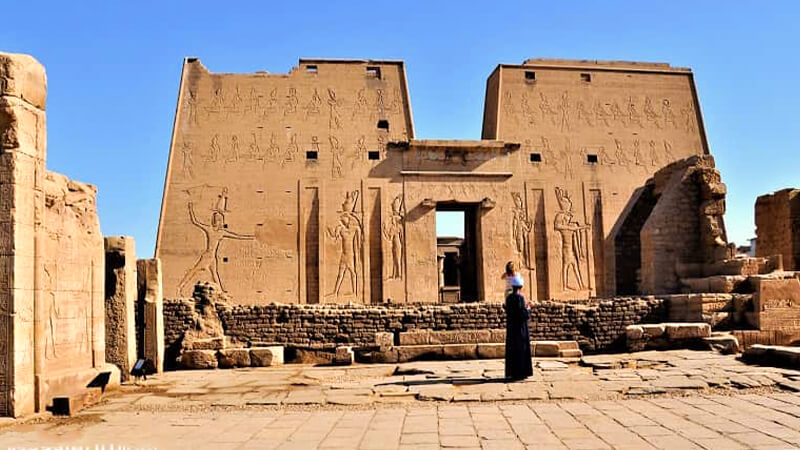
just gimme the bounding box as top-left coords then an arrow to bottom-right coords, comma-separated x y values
756,188 -> 800,271
0,52 -> 115,417
156,58 -> 709,304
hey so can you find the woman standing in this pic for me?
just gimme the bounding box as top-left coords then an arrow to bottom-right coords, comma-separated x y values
501,261 -> 520,298
504,274 -> 533,381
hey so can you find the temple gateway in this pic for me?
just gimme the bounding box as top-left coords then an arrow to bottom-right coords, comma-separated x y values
156,57 -> 709,304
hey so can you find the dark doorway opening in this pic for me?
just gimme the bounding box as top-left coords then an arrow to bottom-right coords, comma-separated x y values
436,203 -> 480,302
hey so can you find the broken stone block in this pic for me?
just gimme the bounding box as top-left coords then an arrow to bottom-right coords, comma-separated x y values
626,325 -> 644,340
396,345 -> 443,362
333,346 -> 354,365
665,323 -> 711,340
642,324 -> 666,337
180,350 -> 218,369
703,334 -> 739,355
217,349 -> 251,368
0,52 -> 47,109
250,347 -> 283,367
398,331 -> 430,346
183,337 -> 226,351
371,349 -> 399,363
137,258 -> 164,373
104,236 -> 137,382
374,332 -> 394,350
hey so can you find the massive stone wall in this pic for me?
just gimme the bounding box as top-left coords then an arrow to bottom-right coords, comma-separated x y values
163,296 -> 666,365
483,59 -> 708,300
0,51 -> 113,417
756,188 -> 800,270
156,57 -> 711,305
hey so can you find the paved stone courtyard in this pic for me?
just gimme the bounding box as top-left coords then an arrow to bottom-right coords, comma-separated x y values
3,350 -> 800,449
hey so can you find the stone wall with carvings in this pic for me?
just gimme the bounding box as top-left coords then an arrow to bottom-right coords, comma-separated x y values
0,51 -> 112,417
756,188 -> 800,270
157,57 -> 712,305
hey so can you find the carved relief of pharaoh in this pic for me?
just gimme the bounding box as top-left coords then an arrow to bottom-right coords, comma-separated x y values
328,191 -> 363,298
554,187 -> 590,291
383,195 -> 405,280
511,192 -> 533,270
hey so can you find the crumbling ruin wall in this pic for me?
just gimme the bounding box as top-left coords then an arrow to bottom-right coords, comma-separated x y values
163,296 -> 666,361
640,155 -> 728,293
0,51 -> 111,417
756,188 -> 800,270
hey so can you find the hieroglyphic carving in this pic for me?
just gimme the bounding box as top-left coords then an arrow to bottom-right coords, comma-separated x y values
266,133 -> 280,161
627,97 -> 644,128
539,92 -> 557,126
610,100 -> 625,125
521,92 -> 536,125
503,91 -> 514,117
614,139 -> 630,168
266,87 -> 279,115
226,135 -> 240,163
185,89 -> 199,125
177,188 -> 254,296
44,265 -> 58,360
352,135 -> 367,168
554,187 -> 590,291
383,195 -> 404,280
389,89 -> 403,115
663,139 -> 676,161
327,88 -> 342,130
353,88 -> 369,118
245,87 -> 260,116
649,140 -> 661,167
643,96 -> 661,128
305,88 -> 322,117
282,133 -> 299,166
284,87 -> 299,116
633,139 -> 645,166
576,100 -> 593,127
557,91 -> 570,131
594,101 -> 611,127
374,89 -> 386,118
181,140 -> 195,179
330,135 -> 344,178
206,134 -> 222,162
511,192 -> 533,269
662,99 -> 677,129
327,191 -> 363,298
560,139 -> 574,179
681,101 -> 695,131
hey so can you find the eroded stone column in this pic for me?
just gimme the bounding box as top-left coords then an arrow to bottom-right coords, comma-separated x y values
137,258 -> 164,373
0,51 -> 47,417
104,236 -> 137,381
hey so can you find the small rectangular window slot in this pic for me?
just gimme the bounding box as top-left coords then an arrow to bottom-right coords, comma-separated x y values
306,151 -> 318,160
257,223 -> 263,227
222,257 -> 229,263
377,120 -> 389,131
306,65 -> 318,74
368,151 -> 380,160
223,224 -> 228,229
581,73 -> 591,83
587,154 -> 598,163
366,66 -> 382,79
530,153 -> 542,162
525,71 -> 536,82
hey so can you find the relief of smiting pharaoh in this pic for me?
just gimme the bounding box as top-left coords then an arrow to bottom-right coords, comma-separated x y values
178,188 -> 254,296
554,187 -> 590,291
327,190 -> 363,298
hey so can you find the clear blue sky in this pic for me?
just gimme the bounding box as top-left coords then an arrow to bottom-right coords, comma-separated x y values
3,1 -> 798,257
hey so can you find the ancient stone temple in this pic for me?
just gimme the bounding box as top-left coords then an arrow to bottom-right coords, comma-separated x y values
156,58 -> 709,304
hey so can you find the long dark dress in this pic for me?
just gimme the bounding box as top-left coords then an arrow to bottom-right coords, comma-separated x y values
504,291 -> 533,380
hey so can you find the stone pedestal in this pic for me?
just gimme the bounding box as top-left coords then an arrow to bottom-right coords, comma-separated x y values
104,236 -> 137,381
137,258 -> 164,373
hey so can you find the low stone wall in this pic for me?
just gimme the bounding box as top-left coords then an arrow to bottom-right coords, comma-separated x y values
163,296 -> 666,365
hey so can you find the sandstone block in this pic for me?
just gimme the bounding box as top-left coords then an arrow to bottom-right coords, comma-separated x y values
0,96 -> 46,157
218,349 -> 251,368
665,323 -> 711,340
476,343 -> 504,359
374,332 -> 393,350
104,236 -> 137,382
250,346 -> 283,367
396,345 -> 443,362
0,52 -> 47,109
334,346 -> 354,365
180,350 -> 218,369
138,258 -> 164,373
442,344 -> 477,360
560,349 -> 583,358
626,325 -> 644,341
371,349 -> 399,363
703,334 -> 739,355
398,331 -> 430,346
641,324 -> 666,337
183,337 -> 226,350
533,341 -> 560,357
489,329 -> 506,343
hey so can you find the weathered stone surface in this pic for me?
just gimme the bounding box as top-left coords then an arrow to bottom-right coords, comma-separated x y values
0,52 -> 47,109
180,350 -> 218,369
477,343 -> 504,359
138,258 -> 164,373
374,332 -> 393,350
250,347 -> 283,367
397,345 -> 444,362
703,334 -> 739,355
442,344 -> 477,360
104,236 -> 137,382
752,277 -> 800,331
626,325 -> 644,341
665,323 -> 711,340
217,349 -> 251,368
333,346 -> 354,365
533,341 -> 560,357
756,188 -> 800,271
